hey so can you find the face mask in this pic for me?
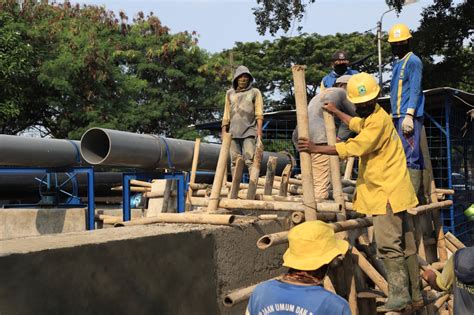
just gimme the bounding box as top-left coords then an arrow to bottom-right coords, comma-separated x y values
356,103 -> 376,118
391,44 -> 410,58
334,64 -> 348,76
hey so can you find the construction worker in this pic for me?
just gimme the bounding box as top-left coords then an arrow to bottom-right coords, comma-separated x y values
320,50 -> 359,91
298,73 -> 423,312
222,65 -> 264,171
422,247 -> 474,314
246,220 -> 351,315
292,75 -> 356,200
388,23 -> 426,202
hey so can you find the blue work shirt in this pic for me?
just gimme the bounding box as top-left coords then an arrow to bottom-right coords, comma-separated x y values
390,52 -> 425,118
246,280 -> 351,315
320,68 -> 359,90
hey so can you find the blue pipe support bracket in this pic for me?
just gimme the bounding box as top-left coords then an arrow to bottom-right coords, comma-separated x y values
0,167 -> 96,230
122,171 -> 187,222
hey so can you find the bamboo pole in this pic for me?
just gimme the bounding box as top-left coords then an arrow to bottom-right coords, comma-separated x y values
323,110 -> 346,213
130,179 -> 152,187
238,188 -> 279,197
344,157 -> 355,180
279,164 -> 292,196
292,65 -> 317,221
192,197 -> 341,212
246,141 -> 264,199
207,132 -> 232,212
435,188 -> 455,195
111,186 -> 151,192
257,218 -> 373,249
189,183 -> 210,190
407,200 -> 453,215
258,214 -> 278,220
444,238 -> 459,254
115,213 -> 235,227
352,247 -> 389,296
421,126 -> 448,262
229,155 -> 244,199
253,194 -> 303,202
264,156 -> 278,195
445,232 -> 466,250
291,211 -> 305,224
223,276 -> 282,307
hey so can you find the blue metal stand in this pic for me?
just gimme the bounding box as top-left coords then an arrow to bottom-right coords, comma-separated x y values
0,167 -> 95,230
122,171 -> 187,221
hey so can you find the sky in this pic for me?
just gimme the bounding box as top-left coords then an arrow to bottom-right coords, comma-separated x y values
71,0 -> 443,53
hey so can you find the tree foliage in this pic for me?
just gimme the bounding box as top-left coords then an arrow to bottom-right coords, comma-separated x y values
253,0 -> 406,35
412,0 -> 473,92
212,32 -> 390,112
0,0 -> 225,139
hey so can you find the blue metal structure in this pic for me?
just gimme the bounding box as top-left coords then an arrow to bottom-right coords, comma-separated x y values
121,171 -> 187,221
0,167 -> 96,230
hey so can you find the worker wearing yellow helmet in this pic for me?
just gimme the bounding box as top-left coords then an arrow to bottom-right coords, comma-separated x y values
298,72 -> 422,312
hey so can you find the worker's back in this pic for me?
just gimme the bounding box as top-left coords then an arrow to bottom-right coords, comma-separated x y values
246,279 -> 351,315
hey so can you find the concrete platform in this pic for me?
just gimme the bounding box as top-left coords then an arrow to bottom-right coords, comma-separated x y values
0,208 -> 143,240
0,219 -> 287,314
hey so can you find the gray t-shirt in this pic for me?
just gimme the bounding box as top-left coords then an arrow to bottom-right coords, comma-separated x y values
292,88 -> 356,145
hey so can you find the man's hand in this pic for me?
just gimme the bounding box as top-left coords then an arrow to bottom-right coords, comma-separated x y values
422,269 -> 441,291
323,102 -> 338,114
402,114 -> 414,135
297,137 -> 318,153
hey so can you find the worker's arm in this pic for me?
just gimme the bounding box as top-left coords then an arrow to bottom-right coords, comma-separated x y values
221,92 -> 231,138
333,117 -> 385,159
323,102 -> 353,126
255,89 -> 264,138
297,138 -> 338,155
407,59 -> 423,114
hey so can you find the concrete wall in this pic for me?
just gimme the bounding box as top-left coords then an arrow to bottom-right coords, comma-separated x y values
0,219 -> 287,314
0,208 -> 143,240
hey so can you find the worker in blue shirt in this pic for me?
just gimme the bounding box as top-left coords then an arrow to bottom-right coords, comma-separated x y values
320,50 -> 359,91
246,221 -> 351,315
388,22 -> 425,312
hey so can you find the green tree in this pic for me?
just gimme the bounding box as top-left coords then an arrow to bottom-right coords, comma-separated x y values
212,32 -> 390,112
0,0 -> 225,140
253,0 -> 406,35
412,0 -> 473,91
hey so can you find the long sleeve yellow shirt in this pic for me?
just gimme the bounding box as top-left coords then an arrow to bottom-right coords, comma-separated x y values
335,104 -> 418,215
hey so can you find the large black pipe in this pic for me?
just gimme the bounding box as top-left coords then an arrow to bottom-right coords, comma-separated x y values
80,128 -> 292,174
0,134 -> 84,167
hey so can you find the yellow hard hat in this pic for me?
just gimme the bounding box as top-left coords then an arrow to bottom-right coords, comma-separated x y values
346,72 -> 380,104
283,221 -> 349,271
388,23 -> 412,43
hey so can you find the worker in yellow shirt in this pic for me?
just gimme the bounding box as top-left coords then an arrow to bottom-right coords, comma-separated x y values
298,73 -> 422,312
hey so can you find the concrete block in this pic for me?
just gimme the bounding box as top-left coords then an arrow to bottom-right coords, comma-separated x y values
0,219 -> 287,314
0,208 -> 143,240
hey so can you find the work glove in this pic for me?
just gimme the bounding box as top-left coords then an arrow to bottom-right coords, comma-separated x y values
402,108 -> 415,135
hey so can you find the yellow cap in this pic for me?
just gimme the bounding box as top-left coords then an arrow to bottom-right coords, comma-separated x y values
283,221 -> 349,271
388,23 -> 412,43
346,72 -> 380,104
